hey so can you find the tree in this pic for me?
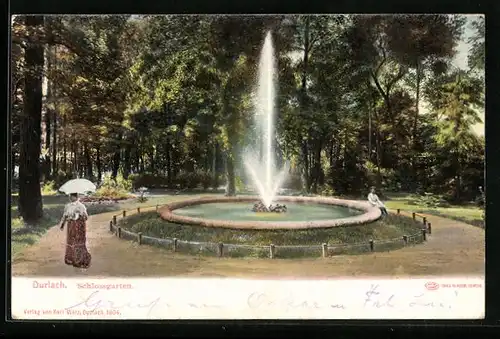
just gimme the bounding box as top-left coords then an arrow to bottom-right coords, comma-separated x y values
428,70 -> 484,201
17,15 -> 45,224
468,16 -> 485,71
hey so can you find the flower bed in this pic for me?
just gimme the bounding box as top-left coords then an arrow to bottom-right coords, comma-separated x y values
80,196 -> 135,205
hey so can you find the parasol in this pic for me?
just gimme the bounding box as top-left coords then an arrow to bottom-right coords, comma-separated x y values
59,178 -> 97,195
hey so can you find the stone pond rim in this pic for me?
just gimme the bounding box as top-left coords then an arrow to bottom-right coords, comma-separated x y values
158,196 -> 382,230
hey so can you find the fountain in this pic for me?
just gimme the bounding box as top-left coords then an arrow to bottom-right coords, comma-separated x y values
244,31 -> 288,213
157,31 -> 382,230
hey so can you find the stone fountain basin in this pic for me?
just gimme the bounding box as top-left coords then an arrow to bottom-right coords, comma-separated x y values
158,196 -> 381,230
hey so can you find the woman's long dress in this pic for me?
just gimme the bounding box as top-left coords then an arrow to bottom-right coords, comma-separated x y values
64,216 -> 92,268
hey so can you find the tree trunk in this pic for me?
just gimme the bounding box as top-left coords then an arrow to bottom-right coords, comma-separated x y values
111,133 -> 122,179
412,61 -> 421,141
410,61 -> 422,191
375,130 -> 382,188
96,145 -> 102,184
225,151 -> 236,196
123,144 -> 131,179
212,141 -> 218,189
166,138 -> 173,187
311,141 -> 322,193
79,146 -> 84,178
149,147 -> 155,173
44,113 -> 51,179
134,148 -> 140,174
299,18 -> 311,193
368,103 -> 372,162
62,114 -> 67,173
72,139 -> 77,176
84,143 -> 93,179
112,150 -> 121,179
18,15 -> 44,224
51,45 -> 58,177
329,139 -> 335,169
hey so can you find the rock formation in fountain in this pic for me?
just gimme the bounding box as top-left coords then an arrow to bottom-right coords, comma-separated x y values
243,31 -> 288,213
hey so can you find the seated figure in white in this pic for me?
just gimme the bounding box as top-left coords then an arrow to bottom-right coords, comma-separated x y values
368,187 -> 388,216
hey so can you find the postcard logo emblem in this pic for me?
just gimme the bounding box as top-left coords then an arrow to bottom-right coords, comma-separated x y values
425,282 -> 439,291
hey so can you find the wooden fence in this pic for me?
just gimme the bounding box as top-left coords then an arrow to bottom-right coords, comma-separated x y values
108,206 -> 430,259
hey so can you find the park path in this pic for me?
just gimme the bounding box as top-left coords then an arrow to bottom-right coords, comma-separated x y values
11,207 -> 484,278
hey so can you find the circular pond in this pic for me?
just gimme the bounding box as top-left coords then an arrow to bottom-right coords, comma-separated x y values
158,196 -> 381,230
173,202 -> 363,222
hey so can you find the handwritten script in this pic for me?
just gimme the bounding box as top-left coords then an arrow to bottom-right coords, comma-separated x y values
247,292 -> 346,311
62,284 -> 459,318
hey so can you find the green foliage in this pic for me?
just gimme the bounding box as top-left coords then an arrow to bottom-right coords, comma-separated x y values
129,173 -> 169,189
94,173 -> 133,199
408,193 -> 450,208
94,187 -> 131,200
320,185 -> 336,196
234,176 -> 245,192
100,172 -> 132,191
11,14 -> 484,208
468,16 -> 485,71
41,181 -> 57,196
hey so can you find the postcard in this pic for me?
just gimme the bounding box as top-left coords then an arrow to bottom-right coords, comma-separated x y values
10,13 -> 485,320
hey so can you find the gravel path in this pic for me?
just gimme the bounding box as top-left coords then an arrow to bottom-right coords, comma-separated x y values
11,207 -> 484,278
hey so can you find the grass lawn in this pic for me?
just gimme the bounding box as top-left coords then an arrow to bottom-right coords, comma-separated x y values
119,212 -> 423,246
384,193 -> 483,227
118,211 -> 425,258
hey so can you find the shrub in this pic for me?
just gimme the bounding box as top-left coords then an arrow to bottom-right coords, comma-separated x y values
93,173 -> 133,199
94,186 -> 131,200
176,171 -> 197,189
235,175 -> 245,192
199,171 -> 212,190
100,172 -> 132,191
320,185 -> 336,197
176,170 -> 212,189
41,181 -> 57,196
412,192 -> 450,208
129,173 -> 169,189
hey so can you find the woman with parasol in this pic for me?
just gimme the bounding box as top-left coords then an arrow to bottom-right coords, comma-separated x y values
58,179 -> 96,269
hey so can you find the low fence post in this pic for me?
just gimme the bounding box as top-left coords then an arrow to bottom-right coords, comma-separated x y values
270,244 -> 275,259
422,217 -> 427,225
412,212 -> 416,220
137,232 -> 142,245
322,243 -> 328,258
369,239 -> 374,251
397,209 -> 400,214
402,235 -> 408,245
421,229 -> 427,241
117,227 -> 122,238
113,215 -> 117,225
109,220 -> 113,232
123,210 -> 127,218
427,222 -> 432,234
156,204 -> 159,212
173,238 -> 178,252
218,243 -> 224,257
137,207 -> 141,214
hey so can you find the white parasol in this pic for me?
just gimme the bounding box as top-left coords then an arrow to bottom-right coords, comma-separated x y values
59,178 -> 97,195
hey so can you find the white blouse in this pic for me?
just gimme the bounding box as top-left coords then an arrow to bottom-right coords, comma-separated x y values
368,193 -> 385,208
63,201 -> 88,220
